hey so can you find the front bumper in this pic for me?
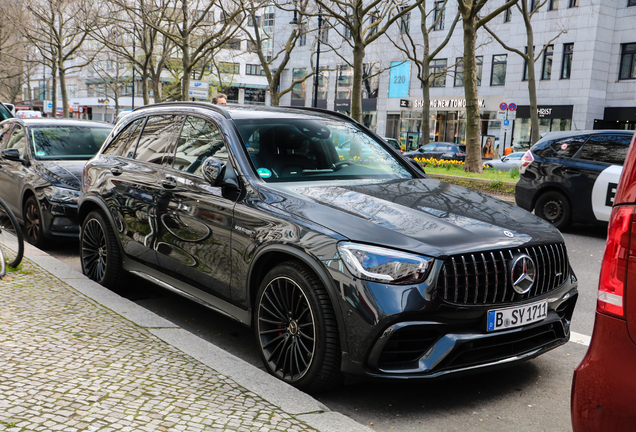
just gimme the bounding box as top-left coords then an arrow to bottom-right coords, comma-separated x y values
40,198 -> 80,238
331,261 -> 578,380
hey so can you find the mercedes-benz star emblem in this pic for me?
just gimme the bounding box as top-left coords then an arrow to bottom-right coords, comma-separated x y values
503,230 -> 514,238
509,253 -> 536,294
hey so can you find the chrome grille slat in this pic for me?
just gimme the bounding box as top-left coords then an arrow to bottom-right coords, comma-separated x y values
438,243 -> 569,305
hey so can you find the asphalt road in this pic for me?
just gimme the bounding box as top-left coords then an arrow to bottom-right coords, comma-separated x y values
45,223 -> 607,432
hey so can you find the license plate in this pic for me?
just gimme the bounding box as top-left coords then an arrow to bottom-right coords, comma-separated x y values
487,300 -> 548,332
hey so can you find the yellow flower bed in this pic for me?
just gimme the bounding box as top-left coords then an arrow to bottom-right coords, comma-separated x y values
413,157 -> 465,169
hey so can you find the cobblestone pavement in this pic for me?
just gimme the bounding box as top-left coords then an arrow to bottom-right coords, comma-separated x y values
0,259 -> 319,432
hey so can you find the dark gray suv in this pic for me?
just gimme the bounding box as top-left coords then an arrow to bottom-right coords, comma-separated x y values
79,102 -> 578,391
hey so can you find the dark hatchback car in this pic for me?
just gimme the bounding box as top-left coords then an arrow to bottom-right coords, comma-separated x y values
402,142 -> 466,162
0,118 -> 113,246
79,103 -> 578,392
515,130 -> 634,230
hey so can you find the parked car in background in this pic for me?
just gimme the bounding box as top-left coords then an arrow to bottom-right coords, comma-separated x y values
402,142 -> 466,162
571,131 -> 636,432
484,152 -> 525,172
0,103 -> 13,121
79,102 -> 577,392
115,109 -> 133,124
515,130 -> 634,230
15,110 -> 42,119
0,118 -> 113,246
2,103 -> 15,116
384,137 -> 402,152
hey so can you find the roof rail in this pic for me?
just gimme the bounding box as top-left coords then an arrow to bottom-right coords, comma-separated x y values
132,101 -> 231,119
286,106 -> 359,124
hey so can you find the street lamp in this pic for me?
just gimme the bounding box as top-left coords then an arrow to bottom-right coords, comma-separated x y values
312,9 -> 322,108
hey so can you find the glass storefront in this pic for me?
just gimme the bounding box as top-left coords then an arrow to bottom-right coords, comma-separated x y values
511,118 -> 572,150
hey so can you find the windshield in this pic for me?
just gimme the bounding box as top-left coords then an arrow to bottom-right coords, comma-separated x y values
234,118 -> 413,182
30,126 -> 112,160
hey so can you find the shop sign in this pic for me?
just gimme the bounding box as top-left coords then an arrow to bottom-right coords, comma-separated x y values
388,61 -> 410,98
413,98 -> 485,109
400,99 -> 411,108
97,98 -> 109,104
537,108 -> 553,117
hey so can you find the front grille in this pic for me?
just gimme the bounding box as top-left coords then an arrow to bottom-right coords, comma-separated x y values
378,326 -> 440,370
437,243 -> 569,305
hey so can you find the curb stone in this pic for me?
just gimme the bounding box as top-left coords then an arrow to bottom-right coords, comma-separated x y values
13,242 -> 369,432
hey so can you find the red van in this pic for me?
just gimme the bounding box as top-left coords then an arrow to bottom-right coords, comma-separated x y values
571,131 -> 636,431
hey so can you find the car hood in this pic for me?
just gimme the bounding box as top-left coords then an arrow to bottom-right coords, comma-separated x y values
262,178 -> 563,257
35,160 -> 85,190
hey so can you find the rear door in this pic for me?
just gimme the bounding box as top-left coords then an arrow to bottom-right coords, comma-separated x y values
577,133 -> 632,222
0,123 -> 29,218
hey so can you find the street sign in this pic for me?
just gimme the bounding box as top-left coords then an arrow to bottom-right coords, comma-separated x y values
497,110 -> 507,120
499,102 -> 508,111
503,119 -> 512,129
188,89 -> 209,98
508,110 -> 517,119
508,103 -> 517,111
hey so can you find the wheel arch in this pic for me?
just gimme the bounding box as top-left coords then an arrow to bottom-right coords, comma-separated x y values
247,245 -> 349,353
78,196 -> 126,255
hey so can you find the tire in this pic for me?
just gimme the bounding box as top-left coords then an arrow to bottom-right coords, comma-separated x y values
255,261 -> 343,392
80,210 -> 124,288
535,191 -> 572,231
0,197 -> 24,269
23,196 -> 47,248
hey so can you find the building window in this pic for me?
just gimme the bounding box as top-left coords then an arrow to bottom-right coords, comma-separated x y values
400,8 -> 410,33
429,59 -> 447,87
522,46 -> 533,81
549,0 -> 559,10
619,43 -> 636,80
263,11 -> 274,27
504,0 -> 513,22
247,41 -> 258,53
530,0 -> 537,11
369,14 -> 378,36
362,63 -> 379,98
542,45 -> 554,80
223,38 -> 241,50
433,2 -> 445,30
219,62 -> 240,74
569,0 -> 578,6
321,25 -> 329,44
454,56 -> 482,87
336,65 -> 352,99
246,64 -> 266,76
629,0 -> 636,6
491,54 -> 507,86
561,43 -> 573,79
298,23 -> 307,46
292,68 -> 307,99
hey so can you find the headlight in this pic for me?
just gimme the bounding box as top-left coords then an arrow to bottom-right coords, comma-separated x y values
43,186 -> 80,204
337,242 -> 432,285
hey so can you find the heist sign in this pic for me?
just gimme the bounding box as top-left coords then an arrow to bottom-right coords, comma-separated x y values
414,98 -> 486,109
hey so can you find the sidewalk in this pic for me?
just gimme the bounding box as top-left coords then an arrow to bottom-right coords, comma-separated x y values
0,244 -> 368,432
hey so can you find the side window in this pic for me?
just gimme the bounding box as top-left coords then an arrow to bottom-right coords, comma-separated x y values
421,143 -> 437,152
103,118 -> 144,156
549,136 -> 587,158
0,123 -> 14,149
133,115 -> 184,164
172,116 -> 226,177
578,134 -> 631,166
6,125 -> 27,158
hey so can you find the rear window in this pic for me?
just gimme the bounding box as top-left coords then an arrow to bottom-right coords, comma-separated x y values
30,126 -> 113,160
577,134 -> 632,166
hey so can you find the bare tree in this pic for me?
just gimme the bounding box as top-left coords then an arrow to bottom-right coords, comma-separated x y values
147,0 -> 244,101
484,0 -> 566,146
456,0 -> 518,173
14,0 -> 102,118
314,0 -> 425,123
240,0 -> 315,106
387,0 -> 460,145
88,57 -> 133,117
0,11 -> 30,103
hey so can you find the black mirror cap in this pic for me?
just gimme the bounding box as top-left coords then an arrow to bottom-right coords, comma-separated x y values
201,156 -> 240,189
409,158 -> 426,174
1,148 -> 24,163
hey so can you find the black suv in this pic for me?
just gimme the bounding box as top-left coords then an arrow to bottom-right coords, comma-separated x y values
79,103 -> 578,391
515,130 -> 634,230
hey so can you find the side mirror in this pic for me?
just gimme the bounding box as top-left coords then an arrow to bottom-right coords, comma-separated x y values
409,158 -> 426,174
201,156 -> 240,189
1,148 -> 23,162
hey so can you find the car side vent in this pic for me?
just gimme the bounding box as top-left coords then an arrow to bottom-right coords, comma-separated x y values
377,327 -> 440,370
437,243 -> 569,305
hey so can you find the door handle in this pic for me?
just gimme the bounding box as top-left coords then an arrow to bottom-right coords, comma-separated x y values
111,167 -> 123,176
161,177 -> 177,189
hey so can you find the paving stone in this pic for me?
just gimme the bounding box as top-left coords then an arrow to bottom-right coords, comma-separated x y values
0,260 -> 318,431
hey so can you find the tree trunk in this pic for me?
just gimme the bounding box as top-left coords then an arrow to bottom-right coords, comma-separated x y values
525,30 -> 540,145
142,69 -> 150,105
59,68 -> 69,118
350,42 -> 365,123
181,44 -> 190,101
270,82 -> 279,106
50,63 -> 58,118
462,20 -> 482,173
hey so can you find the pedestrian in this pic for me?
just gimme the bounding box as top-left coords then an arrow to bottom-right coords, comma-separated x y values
212,93 -> 227,105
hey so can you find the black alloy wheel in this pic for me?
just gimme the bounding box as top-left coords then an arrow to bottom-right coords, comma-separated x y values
255,261 -> 342,392
81,210 -> 123,288
24,196 -> 47,247
535,190 -> 572,231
